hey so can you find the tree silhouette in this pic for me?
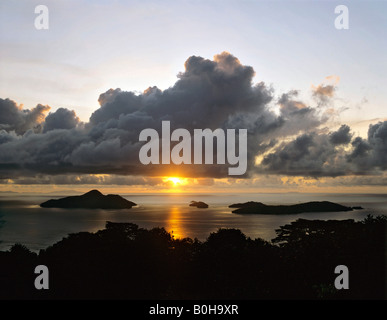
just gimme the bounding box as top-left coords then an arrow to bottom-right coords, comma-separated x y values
0,213 -> 4,244
0,215 -> 385,299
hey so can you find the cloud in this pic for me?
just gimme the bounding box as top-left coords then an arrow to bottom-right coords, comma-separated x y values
276,90 -> 325,136
89,52 -> 272,134
347,121 -> 387,171
311,76 -> 339,106
329,125 -> 352,145
0,52 -> 383,182
0,98 -> 50,134
259,132 -> 348,177
312,84 -> 335,99
259,121 -> 387,177
43,108 -> 80,132
1,174 -> 164,186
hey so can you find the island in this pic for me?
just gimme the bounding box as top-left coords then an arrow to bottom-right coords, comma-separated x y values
189,201 -> 209,208
40,189 -> 137,209
229,201 -> 353,214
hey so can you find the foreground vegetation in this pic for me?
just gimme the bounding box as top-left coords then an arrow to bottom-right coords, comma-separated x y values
0,215 -> 385,299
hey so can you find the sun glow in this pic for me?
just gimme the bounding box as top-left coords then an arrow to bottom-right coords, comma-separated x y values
163,177 -> 187,186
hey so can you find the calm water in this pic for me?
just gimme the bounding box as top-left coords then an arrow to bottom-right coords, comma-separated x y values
0,192 -> 386,252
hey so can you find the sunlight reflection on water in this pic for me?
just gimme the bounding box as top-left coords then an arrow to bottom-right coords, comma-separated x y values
0,193 -> 385,251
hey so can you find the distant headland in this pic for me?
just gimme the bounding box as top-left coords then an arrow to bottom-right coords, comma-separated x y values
40,190 -> 137,209
229,201 -> 358,214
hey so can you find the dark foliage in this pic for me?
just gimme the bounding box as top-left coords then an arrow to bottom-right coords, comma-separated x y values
0,215 -> 385,300
0,214 -> 4,239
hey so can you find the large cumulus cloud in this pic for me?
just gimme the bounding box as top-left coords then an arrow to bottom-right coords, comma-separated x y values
258,131 -> 348,177
43,108 -> 80,132
347,121 -> 387,171
259,121 -> 387,177
0,52 -> 385,182
89,52 -> 273,132
0,98 -> 50,134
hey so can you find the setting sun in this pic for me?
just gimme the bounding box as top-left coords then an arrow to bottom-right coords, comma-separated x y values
163,177 -> 187,186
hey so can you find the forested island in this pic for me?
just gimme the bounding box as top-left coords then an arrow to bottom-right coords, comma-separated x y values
0,215 -> 385,300
229,201 -> 355,214
40,190 -> 137,209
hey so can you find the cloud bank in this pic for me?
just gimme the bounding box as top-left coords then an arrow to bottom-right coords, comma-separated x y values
0,52 -> 385,184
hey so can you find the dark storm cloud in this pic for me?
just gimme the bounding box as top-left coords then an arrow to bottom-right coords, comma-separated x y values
0,98 -> 50,134
0,52 -> 384,181
259,121 -> 387,177
56,52 -> 285,178
43,108 -> 80,132
347,121 -> 387,171
90,89 -> 141,125
89,52 -> 272,133
329,125 -> 352,145
0,128 -> 86,172
2,52 -> 274,178
368,121 -> 387,168
0,130 -> 19,144
259,132 -> 348,177
1,174 -> 164,186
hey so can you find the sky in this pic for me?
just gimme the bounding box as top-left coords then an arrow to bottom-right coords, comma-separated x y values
0,0 -> 386,193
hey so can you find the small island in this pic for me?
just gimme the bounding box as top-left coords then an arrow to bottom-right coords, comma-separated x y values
40,190 -> 137,209
189,201 -> 209,208
229,201 -> 353,214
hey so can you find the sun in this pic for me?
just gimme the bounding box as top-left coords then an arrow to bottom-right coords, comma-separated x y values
163,177 -> 187,186
164,177 -> 182,186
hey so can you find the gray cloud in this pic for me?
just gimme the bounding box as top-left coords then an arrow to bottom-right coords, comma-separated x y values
89,52 -> 272,134
276,90 -> 325,136
1,174 -> 164,186
259,132 -> 347,177
259,121 -> 387,177
43,108 -> 80,132
0,98 -> 50,134
329,125 -> 352,145
347,121 -> 387,171
0,52 -> 383,181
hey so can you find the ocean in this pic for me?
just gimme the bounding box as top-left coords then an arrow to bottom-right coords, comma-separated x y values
0,192 -> 386,252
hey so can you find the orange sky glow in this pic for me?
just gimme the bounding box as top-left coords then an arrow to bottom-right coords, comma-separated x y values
1,174 -> 386,195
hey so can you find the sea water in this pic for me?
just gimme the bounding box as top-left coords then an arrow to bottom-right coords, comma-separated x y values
0,192 -> 386,252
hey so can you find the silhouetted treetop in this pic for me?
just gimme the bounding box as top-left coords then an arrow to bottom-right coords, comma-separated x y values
0,215 -> 385,300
